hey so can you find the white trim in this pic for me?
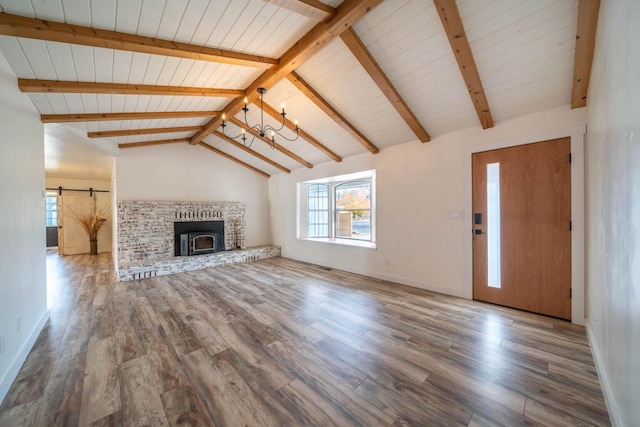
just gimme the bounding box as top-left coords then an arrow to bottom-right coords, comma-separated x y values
281,252 -> 465,298
463,126 -> 586,324
585,319 -> 623,427
0,309 -> 50,403
300,237 -> 377,249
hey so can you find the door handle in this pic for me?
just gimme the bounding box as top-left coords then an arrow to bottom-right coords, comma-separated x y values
473,229 -> 486,235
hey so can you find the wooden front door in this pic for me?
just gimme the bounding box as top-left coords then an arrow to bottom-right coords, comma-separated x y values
472,137 -> 572,319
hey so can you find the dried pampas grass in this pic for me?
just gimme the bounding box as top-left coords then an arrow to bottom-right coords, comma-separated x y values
68,201 -> 109,240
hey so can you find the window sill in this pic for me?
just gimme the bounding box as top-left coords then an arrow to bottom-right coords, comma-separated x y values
300,237 -> 377,249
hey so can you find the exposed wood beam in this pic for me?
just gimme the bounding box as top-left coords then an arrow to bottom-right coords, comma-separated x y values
571,0 -> 600,108
0,12 -> 277,68
340,28 -> 431,143
254,100 -> 343,162
198,142 -> 270,178
117,138 -> 190,149
41,111 -> 219,123
287,72 -> 379,154
190,0 -> 384,145
266,0 -> 336,20
88,126 -> 202,138
229,117 -> 313,168
213,131 -> 291,173
18,79 -> 242,97
433,0 -> 494,129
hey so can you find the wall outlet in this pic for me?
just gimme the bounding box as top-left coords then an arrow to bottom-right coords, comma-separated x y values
384,258 -> 391,266
447,210 -> 464,220
16,316 -> 21,335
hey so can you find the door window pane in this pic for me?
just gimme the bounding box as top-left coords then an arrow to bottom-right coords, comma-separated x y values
487,163 -> 501,288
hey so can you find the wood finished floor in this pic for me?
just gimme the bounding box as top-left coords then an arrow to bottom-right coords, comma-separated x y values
0,252 -> 610,426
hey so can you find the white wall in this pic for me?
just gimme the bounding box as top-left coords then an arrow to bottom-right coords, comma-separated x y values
45,177 -> 113,253
584,0 -> 640,425
115,143 -> 271,247
0,52 -> 48,401
269,105 -> 586,298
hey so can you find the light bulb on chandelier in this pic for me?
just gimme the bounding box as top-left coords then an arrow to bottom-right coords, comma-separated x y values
220,87 -> 300,149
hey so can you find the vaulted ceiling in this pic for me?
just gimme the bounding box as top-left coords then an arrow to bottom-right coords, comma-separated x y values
0,0 -> 599,179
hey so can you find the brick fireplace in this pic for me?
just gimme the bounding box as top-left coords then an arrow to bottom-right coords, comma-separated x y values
115,200 -> 280,281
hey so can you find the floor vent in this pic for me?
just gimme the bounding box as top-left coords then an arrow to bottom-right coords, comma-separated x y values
132,270 -> 157,280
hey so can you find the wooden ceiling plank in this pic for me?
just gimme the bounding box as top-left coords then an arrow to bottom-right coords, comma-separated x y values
571,0 -> 600,109
254,100 -> 343,162
213,130 -> 291,173
340,28 -> 431,143
41,111 -> 220,123
228,117 -> 313,168
433,0 -> 494,129
198,142 -> 270,178
18,79 -> 243,97
0,12 -> 277,68
88,126 -> 202,138
265,0 -> 336,20
117,138 -> 190,149
190,0 -> 384,145
287,72 -> 380,154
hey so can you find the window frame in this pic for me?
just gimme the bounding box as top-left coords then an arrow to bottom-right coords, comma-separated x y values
45,192 -> 58,227
298,170 -> 376,249
307,183 -> 329,238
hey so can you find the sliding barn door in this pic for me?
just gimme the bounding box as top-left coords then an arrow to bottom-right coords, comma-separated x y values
472,138 -> 572,319
58,192 -> 111,255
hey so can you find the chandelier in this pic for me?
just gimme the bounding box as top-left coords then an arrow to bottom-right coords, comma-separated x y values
220,87 -> 300,148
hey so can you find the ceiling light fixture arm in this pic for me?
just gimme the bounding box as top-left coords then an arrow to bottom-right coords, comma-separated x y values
220,87 -> 300,149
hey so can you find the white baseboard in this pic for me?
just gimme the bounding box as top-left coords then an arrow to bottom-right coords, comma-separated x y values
585,319 -> 622,427
0,309 -> 50,404
281,252 -> 466,298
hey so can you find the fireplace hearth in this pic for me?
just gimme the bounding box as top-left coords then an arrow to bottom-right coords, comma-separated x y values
116,200 -> 280,281
174,221 -> 225,256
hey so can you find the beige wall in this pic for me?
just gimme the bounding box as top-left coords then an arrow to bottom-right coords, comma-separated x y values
585,0 -> 640,424
269,105 -> 586,298
0,51 -> 48,401
114,143 -> 272,248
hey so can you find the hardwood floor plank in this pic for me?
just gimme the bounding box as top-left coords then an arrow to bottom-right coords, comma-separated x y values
89,303 -> 115,344
57,293 -> 94,358
87,410 -> 123,426
214,322 -> 295,391
110,291 -> 147,363
423,371 -> 535,426
161,384 -> 216,427
91,272 -> 113,307
157,309 -> 202,357
120,355 -> 169,426
274,378 -> 359,426
355,376 -> 471,426
267,332 -> 367,390
313,322 -> 431,385
258,301 -> 328,343
33,351 -> 87,427
524,397 -> 593,427
78,337 -> 121,425
0,398 -> 40,426
182,349 -> 286,426
0,253 -> 610,426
